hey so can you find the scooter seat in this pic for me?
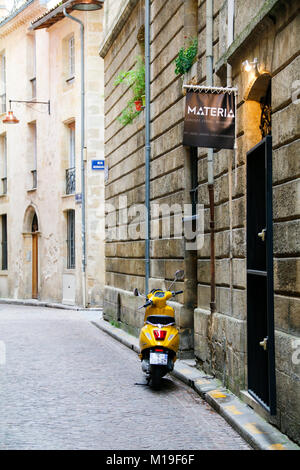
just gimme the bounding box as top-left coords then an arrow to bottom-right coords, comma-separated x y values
146,315 -> 175,326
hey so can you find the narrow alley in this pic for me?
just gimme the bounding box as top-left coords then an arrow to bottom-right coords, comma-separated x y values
0,304 -> 250,450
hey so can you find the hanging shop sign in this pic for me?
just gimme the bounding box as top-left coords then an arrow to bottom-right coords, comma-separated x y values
183,86 -> 237,149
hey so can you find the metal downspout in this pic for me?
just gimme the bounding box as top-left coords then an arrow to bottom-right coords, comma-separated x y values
145,0 -> 151,296
206,0 -> 216,373
206,0 -> 215,315
63,8 -> 87,307
227,0 -> 235,318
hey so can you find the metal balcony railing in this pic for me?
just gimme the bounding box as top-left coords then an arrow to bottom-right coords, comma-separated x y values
66,167 -> 75,195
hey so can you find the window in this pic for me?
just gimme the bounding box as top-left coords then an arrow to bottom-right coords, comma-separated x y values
30,77 -> 36,99
31,36 -> 36,98
68,36 -> 75,80
66,122 -> 75,194
0,133 -> 7,194
28,122 -> 37,189
69,122 -> 75,168
1,214 -> 7,270
67,210 -> 75,269
27,34 -> 36,99
0,53 -> 6,114
63,34 -> 75,84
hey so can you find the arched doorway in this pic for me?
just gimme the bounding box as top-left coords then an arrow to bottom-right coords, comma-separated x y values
244,74 -> 276,415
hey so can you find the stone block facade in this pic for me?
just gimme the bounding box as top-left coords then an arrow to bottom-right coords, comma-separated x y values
0,1 -> 105,306
100,0 -> 300,444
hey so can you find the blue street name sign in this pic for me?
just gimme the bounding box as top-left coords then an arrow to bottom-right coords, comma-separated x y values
92,159 -> 105,170
75,193 -> 82,204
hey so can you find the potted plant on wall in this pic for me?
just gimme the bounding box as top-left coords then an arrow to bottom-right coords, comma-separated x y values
114,56 -> 145,125
174,36 -> 198,78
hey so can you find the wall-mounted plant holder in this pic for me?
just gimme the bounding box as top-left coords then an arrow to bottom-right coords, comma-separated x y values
135,100 -> 142,112
114,56 -> 145,126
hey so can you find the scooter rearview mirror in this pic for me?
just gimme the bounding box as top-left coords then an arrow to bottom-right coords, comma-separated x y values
174,269 -> 184,281
168,270 -> 184,291
133,288 -> 140,296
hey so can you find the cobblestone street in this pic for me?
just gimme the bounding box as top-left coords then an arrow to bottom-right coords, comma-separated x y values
0,304 -> 250,450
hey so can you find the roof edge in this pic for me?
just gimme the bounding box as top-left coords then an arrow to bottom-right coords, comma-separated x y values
30,0 -> 75,30
99,0 -> 139,58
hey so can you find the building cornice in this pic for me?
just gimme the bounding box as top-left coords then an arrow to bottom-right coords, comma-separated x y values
0,0 -> 46,37
215,0 -> 285,74
99,0 -> 139,58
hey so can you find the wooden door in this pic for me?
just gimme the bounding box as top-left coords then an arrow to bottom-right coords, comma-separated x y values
32,232 -> 38,299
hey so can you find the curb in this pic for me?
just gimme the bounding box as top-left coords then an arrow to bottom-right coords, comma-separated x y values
92,317 -> 300,451
0,298 -> 102,311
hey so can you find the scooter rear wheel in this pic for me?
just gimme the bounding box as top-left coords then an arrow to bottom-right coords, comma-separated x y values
151,366 -> 164,390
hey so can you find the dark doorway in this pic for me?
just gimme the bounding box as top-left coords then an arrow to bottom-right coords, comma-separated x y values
246,135 -> 276,415
32,213 -> 39,299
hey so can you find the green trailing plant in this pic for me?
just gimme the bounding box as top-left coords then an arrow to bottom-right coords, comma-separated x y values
110,319 -> 120,328
114,56 -> 145,126
174,37 -> 198,77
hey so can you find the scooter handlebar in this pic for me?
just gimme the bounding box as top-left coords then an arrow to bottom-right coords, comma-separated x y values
173,290 -> 183,296
138,299 -> 153,309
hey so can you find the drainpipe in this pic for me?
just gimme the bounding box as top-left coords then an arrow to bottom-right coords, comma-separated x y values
227,0 -> 235,316
227,0 -> 234,87
63,8 -> 87,307
145,0 -> 151,296
206,0 -> 215,315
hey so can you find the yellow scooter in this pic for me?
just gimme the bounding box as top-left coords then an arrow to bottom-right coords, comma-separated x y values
134,270 -> 184,388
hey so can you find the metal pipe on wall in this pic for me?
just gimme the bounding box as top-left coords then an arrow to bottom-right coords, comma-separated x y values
145,0 -> 151,296
206,0 -> 216,314
63,8 -> 87,307
227,0 -> 235,316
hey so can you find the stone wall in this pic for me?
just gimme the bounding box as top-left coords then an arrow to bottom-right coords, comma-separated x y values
101,0 -> 300,443
270,3 -> 300,443
102,0 -> 196,355
195,0 -> 300,444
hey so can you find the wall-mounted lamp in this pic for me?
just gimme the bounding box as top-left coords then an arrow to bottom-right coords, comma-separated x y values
3,110 -> 19,124
2,99 -> 50,124
70,0 -> 104,10
242,58 -> 259,75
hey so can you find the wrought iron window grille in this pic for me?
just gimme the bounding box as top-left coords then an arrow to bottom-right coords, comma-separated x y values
66,167 -> 75,194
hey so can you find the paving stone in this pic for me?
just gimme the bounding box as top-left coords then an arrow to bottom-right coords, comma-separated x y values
0,304 -> 250,450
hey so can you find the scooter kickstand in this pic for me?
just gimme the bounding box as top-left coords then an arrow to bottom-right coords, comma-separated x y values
134,375 -> 151,386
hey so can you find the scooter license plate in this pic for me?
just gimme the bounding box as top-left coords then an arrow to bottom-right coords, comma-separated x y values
150,352 -> 168,365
